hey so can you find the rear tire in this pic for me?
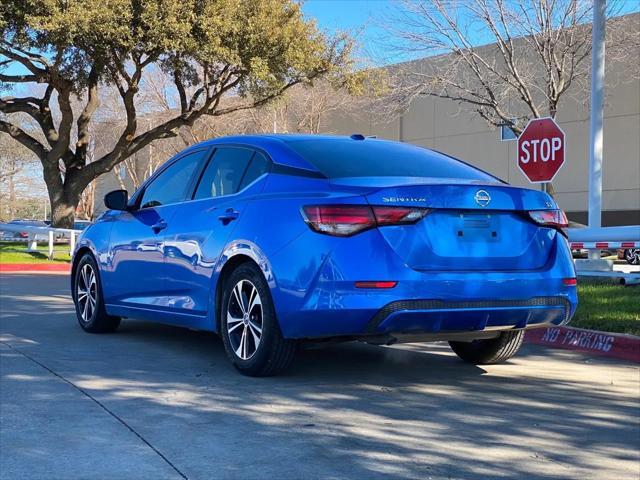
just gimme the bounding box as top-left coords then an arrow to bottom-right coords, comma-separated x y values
449,330 -> 524,365
73,253 -> 121,333
220,262 -> 297,376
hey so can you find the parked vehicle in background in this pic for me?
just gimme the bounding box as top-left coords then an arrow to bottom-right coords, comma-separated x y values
73,220 -> 92,231
72,134 -> 578,376
618,248 -> 640,265
4,220 -> 50,240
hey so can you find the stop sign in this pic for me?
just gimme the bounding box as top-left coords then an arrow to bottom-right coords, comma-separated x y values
517,117 -> 565,183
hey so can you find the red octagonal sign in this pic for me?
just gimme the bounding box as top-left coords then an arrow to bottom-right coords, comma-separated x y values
517,117 -> 565,183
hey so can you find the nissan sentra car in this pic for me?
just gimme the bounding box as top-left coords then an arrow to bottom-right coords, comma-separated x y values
71,134 -> 577,376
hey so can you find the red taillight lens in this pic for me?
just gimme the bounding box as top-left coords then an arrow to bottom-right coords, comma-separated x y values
563,278 -> 577,286
528,209 -> 568,229
372,206 -> 430,225
302,205 -> 429,237
302,205 -> 375,236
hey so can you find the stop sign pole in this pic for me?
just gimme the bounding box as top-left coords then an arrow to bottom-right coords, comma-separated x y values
517,117 -> 566,185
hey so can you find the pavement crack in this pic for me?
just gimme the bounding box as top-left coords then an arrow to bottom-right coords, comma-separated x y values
1,341 -> 188,480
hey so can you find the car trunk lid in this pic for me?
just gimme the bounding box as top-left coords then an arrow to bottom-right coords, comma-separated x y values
333,178 -> 558,272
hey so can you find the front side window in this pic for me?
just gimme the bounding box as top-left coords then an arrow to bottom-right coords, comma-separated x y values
139,150 -> 207,208
194,147 -> 261,200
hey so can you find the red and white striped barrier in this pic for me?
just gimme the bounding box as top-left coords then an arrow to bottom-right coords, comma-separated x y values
570,241 -> 639,249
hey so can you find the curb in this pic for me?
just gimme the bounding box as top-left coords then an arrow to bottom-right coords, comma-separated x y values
0,263 -> 71,273
525,326 -> 639,363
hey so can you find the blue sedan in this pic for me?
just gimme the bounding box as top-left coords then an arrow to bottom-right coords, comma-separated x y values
71,134 -> 577,376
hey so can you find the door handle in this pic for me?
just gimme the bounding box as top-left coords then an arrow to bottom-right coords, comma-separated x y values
218,208 -> 239,225
151,220 -> 167,234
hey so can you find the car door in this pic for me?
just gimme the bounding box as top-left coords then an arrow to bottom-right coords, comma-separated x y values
102,149 -> 210,316
162,147 -> 271,324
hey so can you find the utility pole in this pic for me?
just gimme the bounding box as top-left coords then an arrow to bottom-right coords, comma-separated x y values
587,0 -> 606,258
588,1 -> 606,229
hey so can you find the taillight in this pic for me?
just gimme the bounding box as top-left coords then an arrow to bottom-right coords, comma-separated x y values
528,209 -> 568,229
372,206 -> 429,225
302,205 -> 429,237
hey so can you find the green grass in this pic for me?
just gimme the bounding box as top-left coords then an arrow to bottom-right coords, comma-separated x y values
573,281 -> 640,336
0,241 -> 71,263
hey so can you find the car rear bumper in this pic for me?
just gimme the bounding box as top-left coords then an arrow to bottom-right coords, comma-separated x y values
366,297 -> 570,335
270,227 -> 578,340
280,293 -> 574,340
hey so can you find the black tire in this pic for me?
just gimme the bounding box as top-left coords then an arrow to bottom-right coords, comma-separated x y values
449,330 -> 524,365
220,262 -> 297,376
73,253 -> 121,333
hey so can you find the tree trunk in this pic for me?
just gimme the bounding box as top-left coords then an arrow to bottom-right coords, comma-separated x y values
46,177 -> 82,229
8,164 -> 16,219
49,198 -> 76,229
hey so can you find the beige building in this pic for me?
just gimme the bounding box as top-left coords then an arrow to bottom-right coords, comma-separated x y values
320,20 -> 639,226
96,14 -> 639,226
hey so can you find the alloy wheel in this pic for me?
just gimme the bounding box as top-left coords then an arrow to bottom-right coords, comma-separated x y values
626,248 -> 640,265
226,279 -> 263,360
77,264 -> 97,323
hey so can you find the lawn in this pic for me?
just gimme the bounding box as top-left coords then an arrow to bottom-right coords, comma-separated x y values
0,241 -> 71,263
572,281 -> 640,336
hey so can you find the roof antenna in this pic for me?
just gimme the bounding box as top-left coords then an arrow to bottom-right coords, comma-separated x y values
350,133 -> 366,140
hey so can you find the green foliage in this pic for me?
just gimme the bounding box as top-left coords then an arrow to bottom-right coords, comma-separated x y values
0,0 -> 348,97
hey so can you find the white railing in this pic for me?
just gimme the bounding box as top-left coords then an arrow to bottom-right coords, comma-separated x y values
568,225 -> 640,248
567,225 -> 640,284
0,223 -> 82,259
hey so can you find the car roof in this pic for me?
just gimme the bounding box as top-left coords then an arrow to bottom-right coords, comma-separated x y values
180,134 -> 398,172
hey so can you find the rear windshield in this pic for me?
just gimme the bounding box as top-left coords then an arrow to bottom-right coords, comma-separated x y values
284,138 -> 498,181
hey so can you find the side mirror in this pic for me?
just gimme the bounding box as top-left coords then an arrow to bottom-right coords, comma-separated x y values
104,190 -> 129,211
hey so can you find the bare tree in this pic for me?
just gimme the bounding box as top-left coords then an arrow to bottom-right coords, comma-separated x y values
0,139 -> 35,220
380,0 -> 639,192
92,70 -> 375,201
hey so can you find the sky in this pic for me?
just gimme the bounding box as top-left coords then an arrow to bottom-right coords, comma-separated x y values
301,0 -> 395,62
301,0 -> 640,64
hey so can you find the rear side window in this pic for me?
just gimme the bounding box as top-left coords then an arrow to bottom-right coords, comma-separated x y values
140,150 -> 207,208
194,147 -> 254,199
238,152 -> 270,190
284,139 -> 497,181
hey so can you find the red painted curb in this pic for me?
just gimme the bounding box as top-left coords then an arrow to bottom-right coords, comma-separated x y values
0,263 -> 71,273
525,326 -> 640,363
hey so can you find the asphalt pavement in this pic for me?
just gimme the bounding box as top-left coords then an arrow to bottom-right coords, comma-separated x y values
1,273 -> 639,480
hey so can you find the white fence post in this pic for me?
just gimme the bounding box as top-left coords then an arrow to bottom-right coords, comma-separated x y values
27,234 -> 38,252
48,230 -> 55,260
69,231 -> 76,256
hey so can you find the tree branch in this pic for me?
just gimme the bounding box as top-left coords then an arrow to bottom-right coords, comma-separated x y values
0,120 -> 47,158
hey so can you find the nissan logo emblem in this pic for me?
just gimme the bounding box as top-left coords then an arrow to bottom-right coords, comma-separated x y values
474,190 -> 491,207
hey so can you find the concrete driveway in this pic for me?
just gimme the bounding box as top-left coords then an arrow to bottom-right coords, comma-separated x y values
1,273 -> 638,480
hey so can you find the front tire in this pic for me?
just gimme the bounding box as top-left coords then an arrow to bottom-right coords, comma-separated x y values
220,262 -> 297,376
449,330 -> 524,365
73,253 -> 120,333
